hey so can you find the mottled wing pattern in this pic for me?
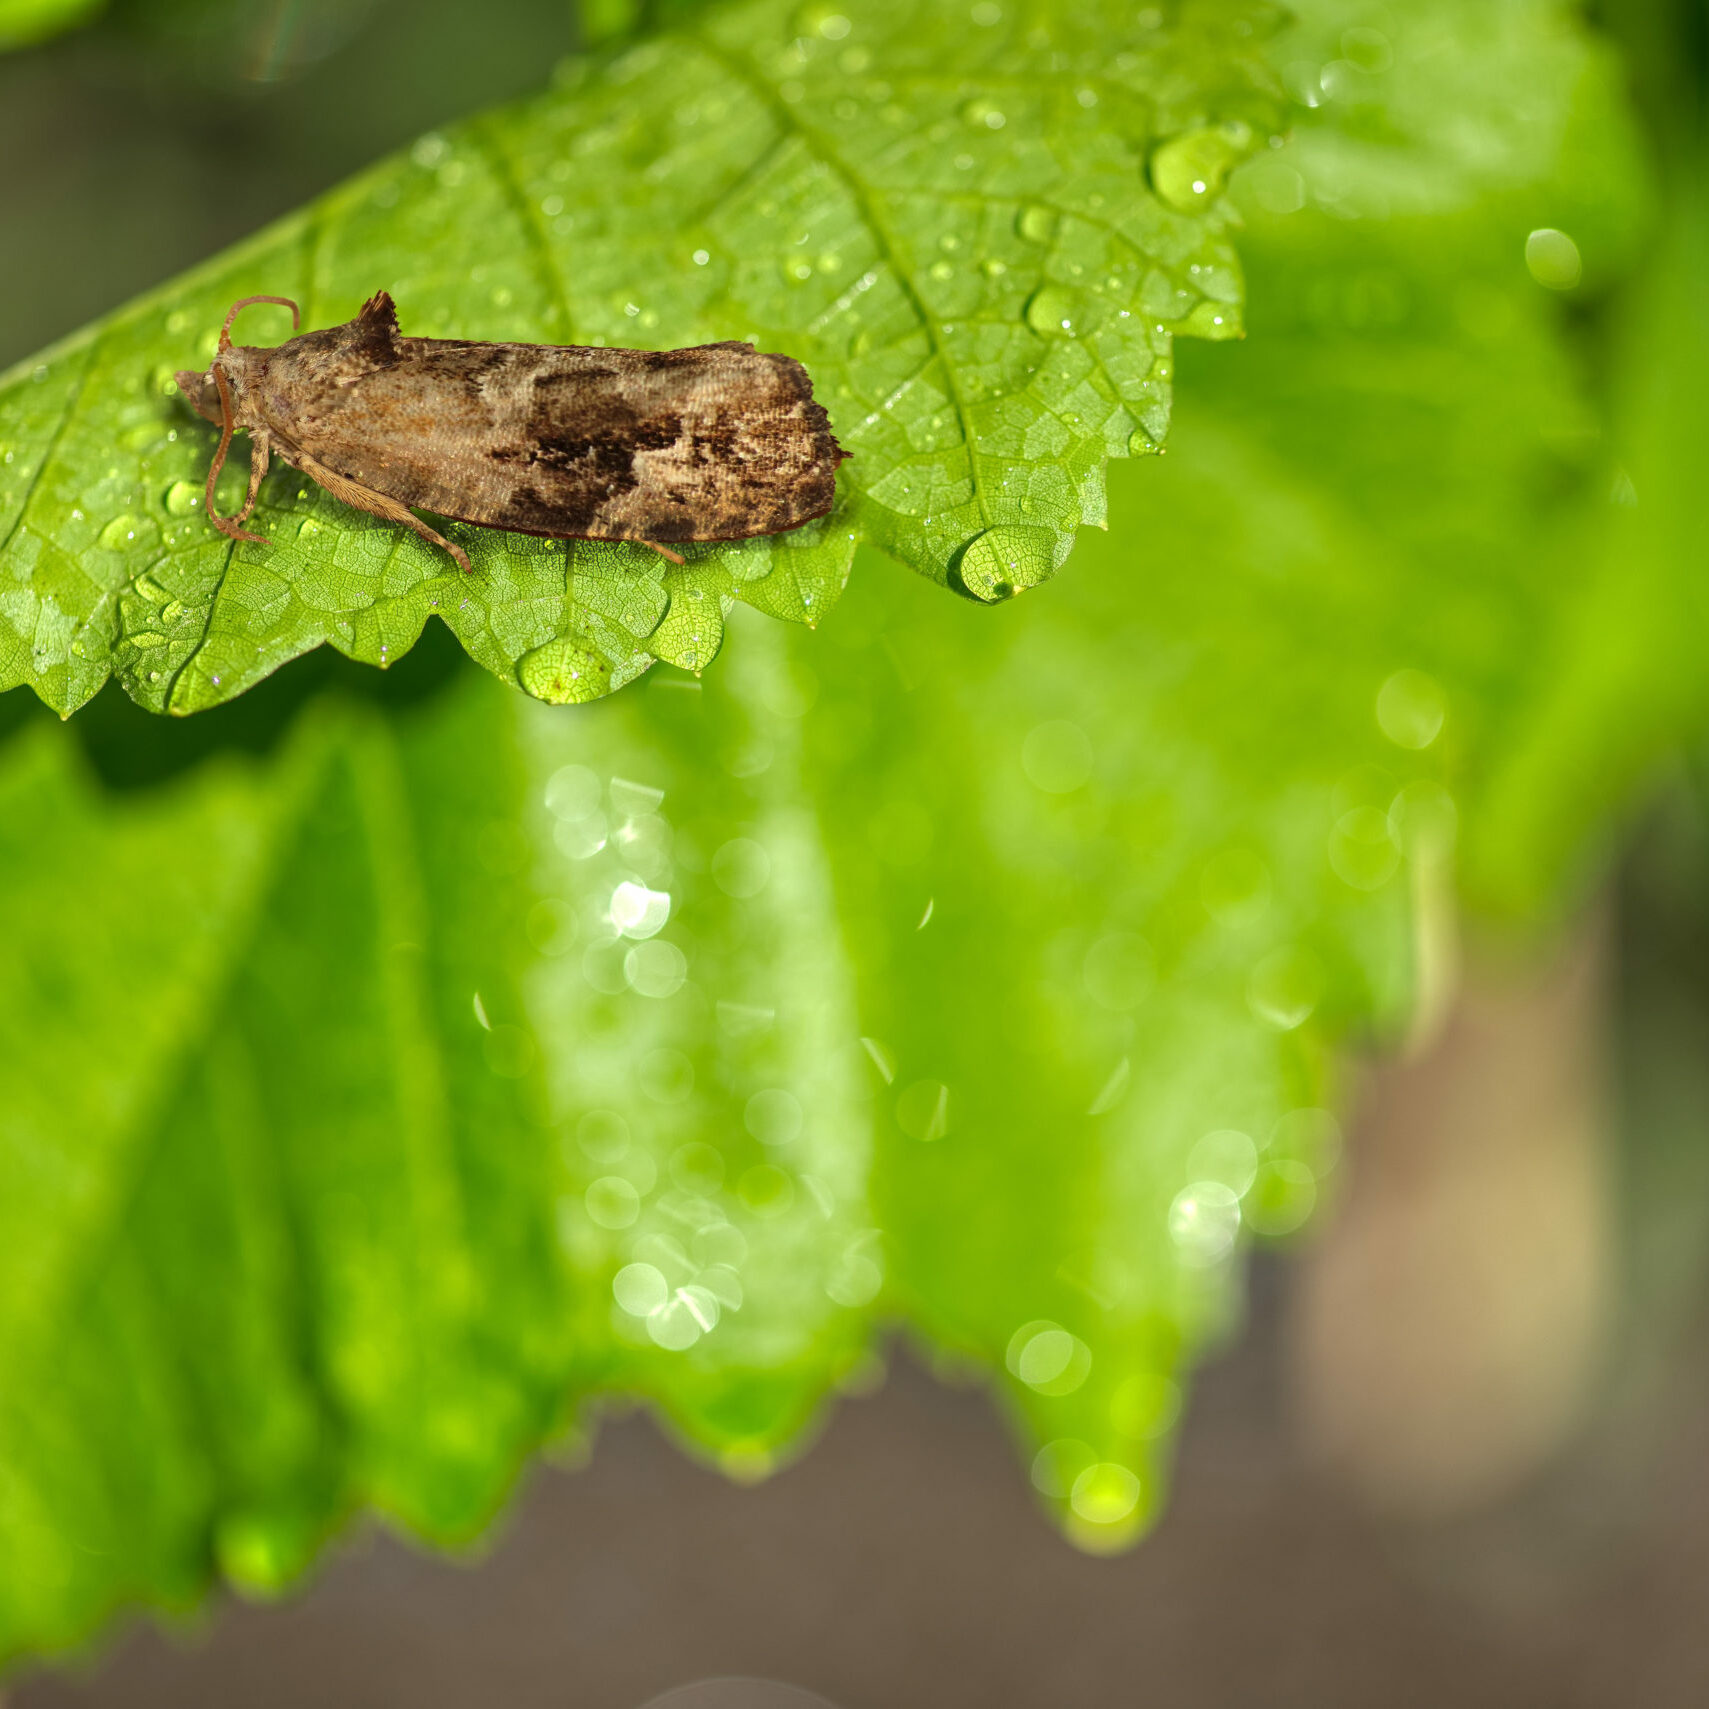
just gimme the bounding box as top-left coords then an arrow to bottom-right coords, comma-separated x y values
257,294 -> 846,545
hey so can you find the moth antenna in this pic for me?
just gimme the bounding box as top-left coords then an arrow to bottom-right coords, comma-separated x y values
218,294 -> 301,352
205,365 -> 266,546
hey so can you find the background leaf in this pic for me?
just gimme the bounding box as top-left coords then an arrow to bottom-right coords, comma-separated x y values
0,0 -> 1280,718
0,0 -> 101,51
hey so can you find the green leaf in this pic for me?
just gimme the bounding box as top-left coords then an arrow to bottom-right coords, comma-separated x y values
0,0 -> 1280,718
0,0 -> 101,51
0,644 -> 881,1658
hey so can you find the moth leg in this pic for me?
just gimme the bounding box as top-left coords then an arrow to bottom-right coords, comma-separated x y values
643,541 -> 686,566
204,367 -> 266,547
293,450 -> 473,574
234,431 -> 271,528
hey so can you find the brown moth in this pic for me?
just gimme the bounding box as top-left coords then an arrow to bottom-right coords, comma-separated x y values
174,292 -> 847,573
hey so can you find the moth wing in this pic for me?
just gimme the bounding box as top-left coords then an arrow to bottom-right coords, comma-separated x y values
284,340 -> 845,545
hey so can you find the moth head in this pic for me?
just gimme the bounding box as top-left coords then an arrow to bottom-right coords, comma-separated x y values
176,294 -> 300,428
174,349 -> 262,426
173,367 -> 223,426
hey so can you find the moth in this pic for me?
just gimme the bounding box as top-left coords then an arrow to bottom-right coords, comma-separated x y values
174,292 -> 847,572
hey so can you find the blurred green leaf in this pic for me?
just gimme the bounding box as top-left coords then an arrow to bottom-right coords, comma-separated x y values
0,0 -> 1279,718
0,0 -> 101,51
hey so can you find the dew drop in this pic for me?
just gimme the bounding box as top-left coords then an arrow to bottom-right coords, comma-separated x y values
1016,203 -> 1058,243
1376,668 -> 1446,749
1526,227 -> 1583,291
1148,122 -> 1251,212
960,96 -> 1005,129
794,1 -> 851,38
98,514 -> 142,550
518,636 -> 614,704
956,523 -> 1055,602
1025,285 -> 1077,337
1327,807 -> 1401,891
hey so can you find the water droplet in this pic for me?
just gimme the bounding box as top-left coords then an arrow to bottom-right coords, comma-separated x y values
1025,285 -> 1078,337
956,524 -> 1055,602
738,1163 -> 794,1215
669,1142 -> 725,1193
1070,1462 -> 1143,1525
545,763 -> 601,821
826,1237 -> 883,1307
1525,227 -> 1583,290
1247,946 -> 1320,1030
1168,1181 -> 1240,1264
127,630 -> 168,649
648,1285 -> 718,1348
1149,122 -> 1251,212
610,880 -> 671,939
1328,806 -> 1401,890
586,1177 -> 641,1230
795,2 -> 851,38
614,1262 -> 669,1315
1376,667 -> 1446,748
895,1079 -> 950,1142
163,480 -> 201,517
1016,204 -> 1058,243
929,259 -> 954,282
624,937 -> 687,998
1186,1129 -> 1259,1198
700,1264 -> 746,1310
961,96 -> 1005,129
1005,1320 -> 1091,1395
1033,1438 -> 1097,1498
518,636 -> 613,704
576,1109 -> 629,1164
98,514 -> 142,550
711,836 -> 770,898
745,1088 -> 804,1147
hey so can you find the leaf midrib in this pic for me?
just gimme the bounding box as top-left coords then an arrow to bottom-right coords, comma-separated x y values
687,30 -> 995,530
